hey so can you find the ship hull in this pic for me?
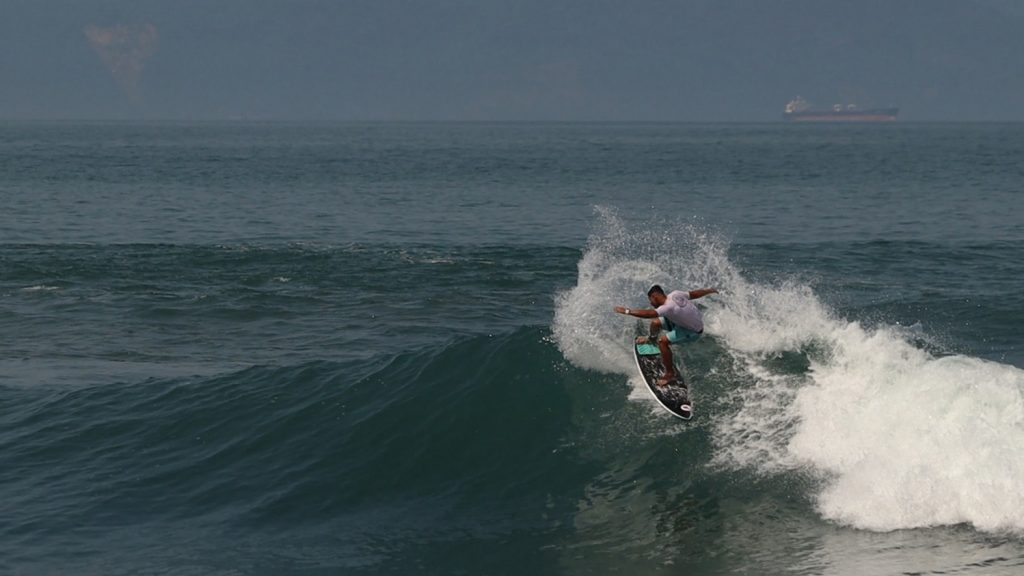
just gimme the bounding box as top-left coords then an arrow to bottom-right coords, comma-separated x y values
783,108 -> 899,123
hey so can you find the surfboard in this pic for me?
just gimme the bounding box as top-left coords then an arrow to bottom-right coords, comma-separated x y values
633,339 -> 693,420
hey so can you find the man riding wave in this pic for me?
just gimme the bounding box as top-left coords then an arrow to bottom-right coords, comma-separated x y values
614,284 -> 718,385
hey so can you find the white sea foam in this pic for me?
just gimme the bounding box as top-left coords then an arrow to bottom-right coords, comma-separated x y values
790,333 -> 1024,532
710,256 -> 1024,532
21,285 -> 60,292
555,209 -> 1024,533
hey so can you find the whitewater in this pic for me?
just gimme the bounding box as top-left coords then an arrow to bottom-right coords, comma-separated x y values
554,209 -> 1024,535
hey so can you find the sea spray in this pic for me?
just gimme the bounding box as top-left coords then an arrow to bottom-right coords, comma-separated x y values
705,249 -> 1024,531
792,331 -> 1024,532
556,210 -> 1024,534
711,252 -> 1024,532
552,207 -> 732,376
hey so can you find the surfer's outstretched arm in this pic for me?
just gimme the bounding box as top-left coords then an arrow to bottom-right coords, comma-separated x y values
687,288 -> 718,299
613,306 -> 658,318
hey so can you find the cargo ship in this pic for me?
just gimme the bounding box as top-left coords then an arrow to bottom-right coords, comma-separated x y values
783,96 -> 898,122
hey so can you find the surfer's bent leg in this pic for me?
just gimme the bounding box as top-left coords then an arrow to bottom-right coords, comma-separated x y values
648,318 -> 663,337
658,334 -> 677,380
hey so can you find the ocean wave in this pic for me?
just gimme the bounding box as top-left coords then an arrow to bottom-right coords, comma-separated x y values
1,329 -> 595,536
554,208 -> 1024,534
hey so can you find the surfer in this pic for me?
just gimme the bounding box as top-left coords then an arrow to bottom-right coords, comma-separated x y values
614,285 -> 717,385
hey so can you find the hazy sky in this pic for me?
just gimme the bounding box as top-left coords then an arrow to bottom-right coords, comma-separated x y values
3,0 -> 1023,121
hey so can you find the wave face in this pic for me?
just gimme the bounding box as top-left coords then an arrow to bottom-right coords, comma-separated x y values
554,209 -> 1024,535
1,328 -> 601,572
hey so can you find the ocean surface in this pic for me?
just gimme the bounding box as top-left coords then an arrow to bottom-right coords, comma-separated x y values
1,121 -> 1023,575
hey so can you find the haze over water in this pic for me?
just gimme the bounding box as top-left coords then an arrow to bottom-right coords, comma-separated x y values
4,1 -> 1024,121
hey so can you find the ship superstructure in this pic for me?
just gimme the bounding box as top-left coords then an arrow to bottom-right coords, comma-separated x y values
783,97 -> 898,122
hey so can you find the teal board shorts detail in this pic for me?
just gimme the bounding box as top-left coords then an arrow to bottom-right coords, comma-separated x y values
660,316 -> 702,344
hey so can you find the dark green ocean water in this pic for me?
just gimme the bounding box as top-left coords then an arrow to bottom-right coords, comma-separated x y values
2,122 -> 1023,575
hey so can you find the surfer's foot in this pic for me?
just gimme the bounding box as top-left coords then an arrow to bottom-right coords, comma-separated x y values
657,372 -> 677,386
635,336 -> 649,344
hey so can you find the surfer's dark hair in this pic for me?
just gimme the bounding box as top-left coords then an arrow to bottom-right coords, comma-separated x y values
647,284 -> 665,297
